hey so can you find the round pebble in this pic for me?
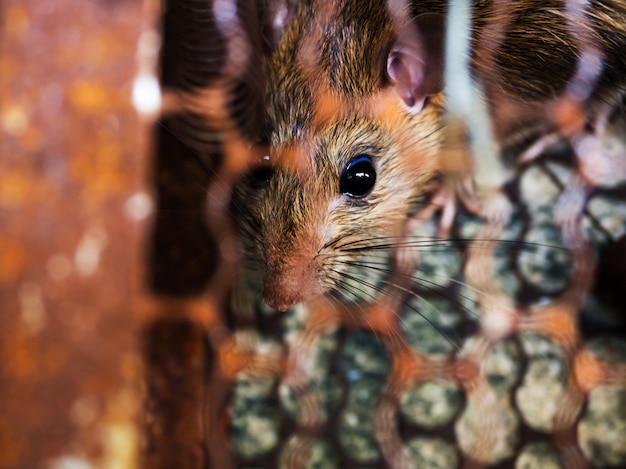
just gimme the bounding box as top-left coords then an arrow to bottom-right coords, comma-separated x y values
400,379 -> 463,428
519,164 -> 565,214
338,393 -> 383,463
231,376 -> 280,458
516,334 -> 570,432
335,249 -> 392,303
279,436 -> 339,469
578,385 -> 626,467
410,217 -> 462,289
483,339 -> 522,394
455,389 -> 519,464
517,220 -> 573,293
514,441 -> 562,469
583,193 -> 626,246
278,329 -> 342,424
401,294 -> 464,355
405,437 -> 460,469
338,331 -> 389,462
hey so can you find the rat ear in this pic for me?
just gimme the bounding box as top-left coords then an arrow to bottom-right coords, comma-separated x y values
385,13 -> 446,112
263,0 -> 297,53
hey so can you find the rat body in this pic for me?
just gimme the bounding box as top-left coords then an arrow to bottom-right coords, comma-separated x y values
232,0 -> 626,311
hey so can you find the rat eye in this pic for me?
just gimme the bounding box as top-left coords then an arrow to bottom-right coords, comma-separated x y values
339,155 -> 376,197
247,163 -> 274,189
246,154 -> 274,188
251,166 -> 273,185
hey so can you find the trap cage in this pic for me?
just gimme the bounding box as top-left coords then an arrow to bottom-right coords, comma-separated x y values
1,1 -> 626,469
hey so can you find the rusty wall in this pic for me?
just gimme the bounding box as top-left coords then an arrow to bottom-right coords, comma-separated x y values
0,1 -> 148,467
0,1 -> 239,467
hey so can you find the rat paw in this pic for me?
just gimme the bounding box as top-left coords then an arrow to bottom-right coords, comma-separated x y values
414,175 -> 481,237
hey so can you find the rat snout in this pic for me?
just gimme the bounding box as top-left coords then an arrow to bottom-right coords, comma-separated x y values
262,273 -> 304,311
262,247 -> 319,311
263,290 -> 300,312
257,168 -> 325,311
263,269 -> 308,311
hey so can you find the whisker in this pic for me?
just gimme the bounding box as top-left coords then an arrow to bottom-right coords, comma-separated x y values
337,259 -> 482,322
330,274 -> 410,347
328,276 -> 385,341
322,236 -> 568,260
332,236 -> 452,252
333,270 -> 461,350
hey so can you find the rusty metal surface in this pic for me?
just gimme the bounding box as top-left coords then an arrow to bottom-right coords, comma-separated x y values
0,1 -> 147,467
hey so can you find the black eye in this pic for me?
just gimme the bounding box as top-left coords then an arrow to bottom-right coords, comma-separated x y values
339,155 -> 376,197
254,167 -> 273,183
248,164 -> 274,187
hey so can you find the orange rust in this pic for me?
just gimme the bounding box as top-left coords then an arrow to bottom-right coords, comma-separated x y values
137,296 -> 221,331
4,6 -> 30,36
251,353 -> 285,377
522,306 -> 579,348
217,338 -> 242,379
361,302 -> 401,336
390,348 -> 429,389
0,416 -> 21,468
41,344 -> 70,375
179,86 -> 230,123
573,349 -> 607,393
223,137 -> 262,181
274,142 -> 313,175
0,0 -> 185,466
551,97 -> 585,136
66,80 -> 116,113
0,237 -> 27,284
3,336 -> 39,379
452,357 -> 481,390
17,127 -> 45,154
306,296 -> 341,333
218,335 -> 285,379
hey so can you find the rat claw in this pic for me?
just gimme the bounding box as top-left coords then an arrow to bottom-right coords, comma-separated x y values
414,174 -> 481,237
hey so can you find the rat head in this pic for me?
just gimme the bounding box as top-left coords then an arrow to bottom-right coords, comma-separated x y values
234,0 -> 445,310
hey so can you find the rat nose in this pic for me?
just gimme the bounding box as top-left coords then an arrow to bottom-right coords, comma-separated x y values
262,263 -> 308,311
263,287 -> 301,312
264,297 -> 297,312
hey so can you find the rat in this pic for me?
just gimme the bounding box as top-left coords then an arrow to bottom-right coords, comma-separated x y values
231,0 -> 626,312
